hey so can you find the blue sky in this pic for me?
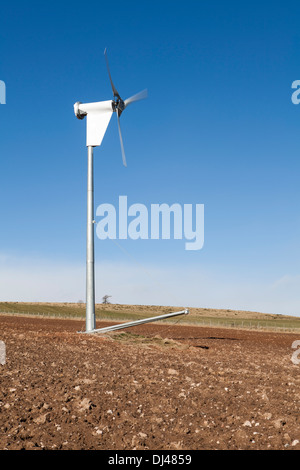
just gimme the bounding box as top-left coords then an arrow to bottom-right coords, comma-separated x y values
1,0 -> 300,315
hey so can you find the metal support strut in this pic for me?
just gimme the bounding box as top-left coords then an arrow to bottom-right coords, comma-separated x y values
83,309 -> 190,334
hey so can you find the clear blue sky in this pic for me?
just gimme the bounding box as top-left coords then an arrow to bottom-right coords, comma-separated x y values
1,0 -> 300,315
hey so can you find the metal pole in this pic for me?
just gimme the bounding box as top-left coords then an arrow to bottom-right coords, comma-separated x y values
86,145 -> 96,332
85,309 -> 189,334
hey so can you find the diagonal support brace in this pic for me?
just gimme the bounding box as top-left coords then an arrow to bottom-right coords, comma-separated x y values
82,309 -> 190,334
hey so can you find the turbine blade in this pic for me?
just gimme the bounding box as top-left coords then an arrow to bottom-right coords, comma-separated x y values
124,89 -> 148,108
104,48 -> 120,99
117,114 -> 127,167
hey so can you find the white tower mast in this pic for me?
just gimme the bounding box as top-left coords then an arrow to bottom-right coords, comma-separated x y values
74,50 -> 147,333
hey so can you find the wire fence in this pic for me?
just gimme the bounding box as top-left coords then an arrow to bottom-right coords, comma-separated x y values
1,309 -> 300,333
0,310 -> 85,320
184,318 -> 300,332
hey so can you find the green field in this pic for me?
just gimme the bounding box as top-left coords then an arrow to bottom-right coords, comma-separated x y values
1,302 -> 300,332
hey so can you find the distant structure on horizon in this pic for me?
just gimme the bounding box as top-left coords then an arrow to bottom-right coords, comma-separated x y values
102,295 -> 112,305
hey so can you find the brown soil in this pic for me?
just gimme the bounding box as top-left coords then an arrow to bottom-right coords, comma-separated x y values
1,314 -> 300,450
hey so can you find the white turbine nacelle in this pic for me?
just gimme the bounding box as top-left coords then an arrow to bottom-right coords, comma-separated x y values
74,100 -> 113,147
74,50 -> 147,163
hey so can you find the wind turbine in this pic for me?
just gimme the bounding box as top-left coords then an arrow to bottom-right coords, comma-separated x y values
74,49 -> 147,332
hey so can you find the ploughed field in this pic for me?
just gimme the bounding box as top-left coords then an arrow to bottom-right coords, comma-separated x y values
1,314 -> 300,450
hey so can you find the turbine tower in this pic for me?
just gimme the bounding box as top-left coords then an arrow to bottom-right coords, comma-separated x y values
74,49 -> 147,332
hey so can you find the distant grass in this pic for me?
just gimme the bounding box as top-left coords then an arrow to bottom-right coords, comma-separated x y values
0,302 -> 86,319
183,315 -> 300,331
0,302 -> 158,323
1,302 -> 300,331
